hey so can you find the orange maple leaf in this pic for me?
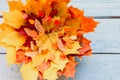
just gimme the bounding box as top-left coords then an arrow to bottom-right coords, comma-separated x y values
16,49 -> 25,63
16,49 -> 31,64
58,61 -> 78,78
78,37 -> 92,56
81,17 -> 99,33
82,37 -> 91,45
79,44 -> 91,56
68,6 -> 84,20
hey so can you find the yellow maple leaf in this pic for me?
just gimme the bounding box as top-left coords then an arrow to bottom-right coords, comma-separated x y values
52,51 -> 69,70
37,34 -> 56,53
32,53 -> 45,67
6,46 -> 16,65
2,10 -> 24,29
41,37 -> 52,50
65,41 -> 81,55
32,50 -> 54,67
0,23 -> 15,31
0,42 -> 7,47
1,31 -> 25,47
48,33 -> 58,43
44,62 -> 58,80
7,0 -> 24,11
0,23 -> 25,47
20,62 -> 38,80
36,34 -> 48,47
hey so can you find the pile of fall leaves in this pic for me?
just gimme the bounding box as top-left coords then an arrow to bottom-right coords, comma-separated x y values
0,0 -> 98,80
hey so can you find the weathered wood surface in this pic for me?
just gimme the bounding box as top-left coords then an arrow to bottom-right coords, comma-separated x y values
0,0 -> 120,80
1,54 -> 120,80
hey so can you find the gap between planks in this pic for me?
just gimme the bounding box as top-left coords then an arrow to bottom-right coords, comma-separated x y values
0,53 -> 120,54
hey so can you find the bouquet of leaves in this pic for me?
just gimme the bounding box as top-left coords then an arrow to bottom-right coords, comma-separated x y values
0,0 -> 98,80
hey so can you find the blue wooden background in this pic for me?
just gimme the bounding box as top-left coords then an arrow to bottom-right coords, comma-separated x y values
0,0 -> 120,80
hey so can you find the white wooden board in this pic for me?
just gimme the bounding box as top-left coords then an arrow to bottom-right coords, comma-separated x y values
75,54 -> 120,80
1,19 -> 120,53
0,0 -> 120,16
0,0 -> 120,53
1,54 -> 120,80
69,0 -> 120,16
85,19 -> 120,53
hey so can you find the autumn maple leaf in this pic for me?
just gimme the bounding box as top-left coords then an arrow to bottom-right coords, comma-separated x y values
78,37 -> 92,56
36,60 -> 50,73
58,61 -> 78,78
68,6 -> 84,21
81,17 -> 99,33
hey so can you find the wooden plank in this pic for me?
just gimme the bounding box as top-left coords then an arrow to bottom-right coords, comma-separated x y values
0,18 -> 120,53
85,19 -> 120,53
69,0 -> 120,16
75,54 -> 120,80
0,0 -> 120,53
1,54 -> 120,80
0,0 -> 120,16
2,18 -> 120,53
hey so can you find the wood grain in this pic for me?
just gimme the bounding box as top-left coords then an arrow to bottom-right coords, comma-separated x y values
1,54 -> 120,80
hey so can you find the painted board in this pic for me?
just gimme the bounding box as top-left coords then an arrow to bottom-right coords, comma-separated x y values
0,0 -> 120,53
0,18 -> 120,53
0,54 -> 120,80
0,0 -> 120,16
